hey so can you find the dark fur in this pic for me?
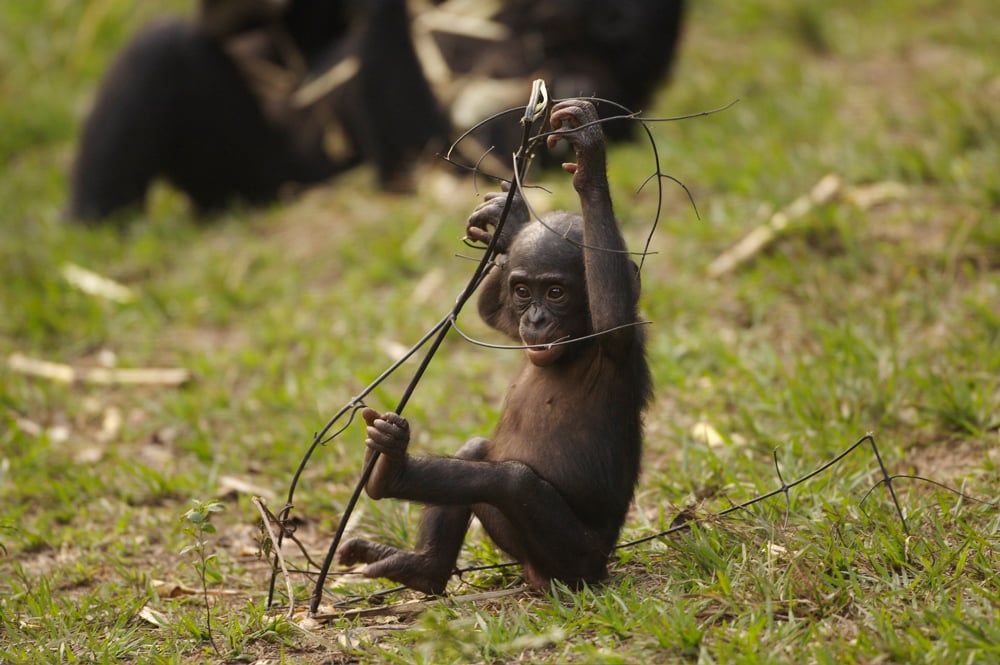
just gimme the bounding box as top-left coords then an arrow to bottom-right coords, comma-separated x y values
68,0 -> 445,221
69,0 -> 683,221
440,0 -> 686,161
338,100 -> 652,594
324,0 -> 449,191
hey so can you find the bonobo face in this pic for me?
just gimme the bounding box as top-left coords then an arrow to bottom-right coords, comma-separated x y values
507,219 -> 589,366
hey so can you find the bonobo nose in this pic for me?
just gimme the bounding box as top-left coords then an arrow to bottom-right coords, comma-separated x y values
526,304 -> 548,324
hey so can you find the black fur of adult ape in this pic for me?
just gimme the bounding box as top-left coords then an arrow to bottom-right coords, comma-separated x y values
69,1 -> 684,221
68,1 -> 346,221
68,17 -> 340,222
496,0 -> 685,137
433,0 -> 686,172
68,0 -> 446,221
317,0 -> 449,191
337,99 -> 652,594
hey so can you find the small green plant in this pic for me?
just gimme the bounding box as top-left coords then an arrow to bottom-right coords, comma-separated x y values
0,523 -> 14,556
180,499 -> 226,655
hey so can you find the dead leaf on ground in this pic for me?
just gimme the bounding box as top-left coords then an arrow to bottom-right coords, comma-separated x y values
61,262 -> 135,303
74,445 -> 105,464
690,421 -> 726,448
310,587 -> 524,621
138,605 -> 170,628
216,474 -> 275,500
152,579 -> 244,598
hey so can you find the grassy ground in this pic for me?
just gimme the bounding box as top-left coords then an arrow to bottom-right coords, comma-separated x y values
1,1 -> 998,663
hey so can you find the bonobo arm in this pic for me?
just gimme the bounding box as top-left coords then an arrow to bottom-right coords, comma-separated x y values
360,407 -> 532,507
546,100 -> 638,348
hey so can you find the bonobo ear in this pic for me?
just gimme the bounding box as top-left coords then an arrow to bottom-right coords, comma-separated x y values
476,255 -> 522,341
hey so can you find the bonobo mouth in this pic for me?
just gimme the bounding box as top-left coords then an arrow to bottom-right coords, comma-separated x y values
523,339 -> 565,366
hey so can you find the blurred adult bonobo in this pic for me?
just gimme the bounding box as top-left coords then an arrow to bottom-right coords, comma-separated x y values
68,1 -> 346,221
68,0 -> 446,221
337,99 -> 652,594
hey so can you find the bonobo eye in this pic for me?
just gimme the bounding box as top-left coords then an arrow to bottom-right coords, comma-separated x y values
546,286 -> 565,301
513,284 -> 531,299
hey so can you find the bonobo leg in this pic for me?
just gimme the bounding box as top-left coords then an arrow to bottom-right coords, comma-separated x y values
338,437 -> 491,595
343,411 -> 609,589
472,503 -> 609,589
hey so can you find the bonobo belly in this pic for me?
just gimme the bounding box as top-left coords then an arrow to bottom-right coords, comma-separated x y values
487,367 -> 639,527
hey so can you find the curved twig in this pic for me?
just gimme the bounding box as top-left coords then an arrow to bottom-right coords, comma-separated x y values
449,315 -> 651,352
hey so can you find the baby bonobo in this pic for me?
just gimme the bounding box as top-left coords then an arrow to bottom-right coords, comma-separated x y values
337,99 -> 652,594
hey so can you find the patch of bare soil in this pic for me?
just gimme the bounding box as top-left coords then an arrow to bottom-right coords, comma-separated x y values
904,436 -> 999,485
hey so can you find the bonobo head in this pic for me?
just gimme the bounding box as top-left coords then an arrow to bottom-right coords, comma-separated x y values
505,214 -> 591,366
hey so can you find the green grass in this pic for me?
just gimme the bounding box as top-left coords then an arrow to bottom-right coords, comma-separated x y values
2,1 -> 998,663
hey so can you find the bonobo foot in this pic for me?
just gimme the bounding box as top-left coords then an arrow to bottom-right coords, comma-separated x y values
360,407 -> 409,500
338,538 -> 452,595
546,100 -> 607,189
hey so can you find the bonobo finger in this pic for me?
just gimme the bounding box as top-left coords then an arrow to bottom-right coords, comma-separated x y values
466,209 -> 493,230
381,412 -> 409,430
484,188 -> 507,200
467,209 -> 494,229
466,227 -> 492,244
552,99 -> 597,122
547,122 -> 577,149
365,435 -> 404,458
469,196 -> 504,219
366,417 -> 408,458
551,104 -> 581,127
337,537 -> 367,565
366,422 -> 407,444
361,406 -> 380,426
549,108 -> 565,130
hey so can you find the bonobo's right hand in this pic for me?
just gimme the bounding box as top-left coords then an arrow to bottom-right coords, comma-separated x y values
361,407 -> 409,499
362,407 -> 409,457
465,182 -> 529,253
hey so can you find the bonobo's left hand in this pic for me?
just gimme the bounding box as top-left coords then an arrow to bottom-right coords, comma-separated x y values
361,407 -> 409,500
466,181 -> 528,252
546,100 -> 606,186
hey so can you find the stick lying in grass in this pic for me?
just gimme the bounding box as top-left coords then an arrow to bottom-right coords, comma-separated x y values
707,174 -> 843,278
707,174 -> 908,277
7,352 -> 190,386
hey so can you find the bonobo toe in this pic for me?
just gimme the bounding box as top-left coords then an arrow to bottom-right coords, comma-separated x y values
337,538 -> 399,566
